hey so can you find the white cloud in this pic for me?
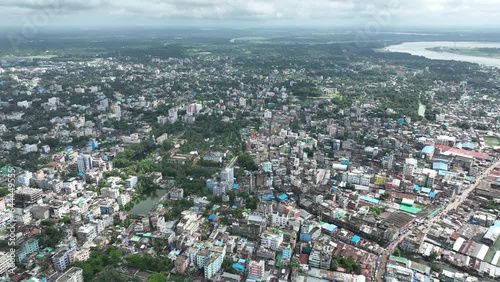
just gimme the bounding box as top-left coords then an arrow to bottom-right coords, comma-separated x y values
0,0 -> 498,26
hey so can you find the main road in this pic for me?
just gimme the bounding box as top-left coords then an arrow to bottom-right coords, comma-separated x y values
374,158 -> 500,281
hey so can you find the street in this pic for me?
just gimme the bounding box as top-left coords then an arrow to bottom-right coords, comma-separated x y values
374,159 -> 500,281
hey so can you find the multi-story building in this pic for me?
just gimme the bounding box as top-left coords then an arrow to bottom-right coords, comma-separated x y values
221,167 -> 234,184
77,154 -> 92,173
16,238 -> 39,263
14,187 -> 43,208
17,171 -> 33,186
124,176 -> 138,189
0,251 -> 15,276
52,249 -> 73,271
169,188 -> 184,200
117,194 -> 131,206
261,230 -> 283,251
175,255 -> 189,274
168,108 -> 178,123
76,225 -> 97,243
55,267 -> 84,282
101,187 -> 120,199
271,212 -> 289,227
403,158 -> 418,177
247,260 -> 266,281
204,252 -> 224,279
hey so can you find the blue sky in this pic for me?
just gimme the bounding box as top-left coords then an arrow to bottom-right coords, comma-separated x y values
0,0 -> 499,28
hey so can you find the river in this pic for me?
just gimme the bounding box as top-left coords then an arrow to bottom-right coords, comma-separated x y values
129,189 -> 167,215
384,41 -> 500,68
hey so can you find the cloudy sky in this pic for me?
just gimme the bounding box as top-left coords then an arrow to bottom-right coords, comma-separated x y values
0,0 -> 499,28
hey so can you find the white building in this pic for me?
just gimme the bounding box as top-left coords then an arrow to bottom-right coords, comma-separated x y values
125,176 -> 138,189
101,187 -> 120,199
168,108 -> 178,123
17,171 -> 33,186
55,267 -> 84,282
77,154 -> 92,173
221,167 -> 234,184
403,158 -> 418,177
264,110 -> 272,119
0,251 -> 15,276
261,231 -> 283,251
22,143 -> 38,154
204,252 -> 224,279
76,225 -> 97,243
271,212 -> 289,227
117,194 -> 131,206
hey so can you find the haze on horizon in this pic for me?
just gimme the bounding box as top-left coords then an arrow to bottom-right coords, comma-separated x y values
0,0 -> 499,30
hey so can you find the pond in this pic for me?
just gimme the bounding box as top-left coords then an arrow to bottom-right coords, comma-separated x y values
129,189 -> 167,215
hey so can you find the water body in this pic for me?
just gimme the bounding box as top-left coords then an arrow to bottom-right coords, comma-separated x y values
384,41 -> 500,68
129,189 -> 167,215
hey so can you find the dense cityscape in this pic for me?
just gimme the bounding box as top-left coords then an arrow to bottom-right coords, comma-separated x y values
0,25 -> 499,282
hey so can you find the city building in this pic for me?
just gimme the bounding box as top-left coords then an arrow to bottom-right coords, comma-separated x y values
14,187 -> 43,208
247,260 -> 266,281
77,154 -> 93,173
55,267 -> 84,282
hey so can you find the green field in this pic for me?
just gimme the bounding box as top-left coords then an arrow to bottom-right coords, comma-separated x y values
485,136 -> 500,146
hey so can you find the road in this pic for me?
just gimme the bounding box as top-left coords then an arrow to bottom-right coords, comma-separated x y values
374,158 -> 500,281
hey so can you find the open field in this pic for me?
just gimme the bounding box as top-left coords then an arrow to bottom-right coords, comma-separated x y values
484,136 -> 500,146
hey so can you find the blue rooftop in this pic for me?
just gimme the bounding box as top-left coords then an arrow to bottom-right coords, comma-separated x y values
360,196 -> 380,205
351,235 -> 361,244
233,183 -> 239,189
263,196 -> 275,201
208,214 -> 216,220
232,263 -> 245,272
422,145 -> 435,154
414,184 -> 420,191
323,224 -> 338,232
421,187 -> 431,193
232,205 -> 237,209
277,194 -> 288,201
462,142 -> 476,150
433,162 -> 448,171
429,192 -> 437,198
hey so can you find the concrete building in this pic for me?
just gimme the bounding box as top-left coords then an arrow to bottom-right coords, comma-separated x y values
14,187 -> 43,208
221,167 -> 234,185
77,225 -> 97,243
247,260 -> 266,281
55,267 -> 84,282
16,239 -> 39,263
77,154 -> 92,173
261,230 -> 284,251
204,252 -> 224,279
124,176 -> 138,189
0,251 -> 15,275
17,171 -> 33,186
175,255 -> 189,274
52,249 -> 73,271
403,158 -> 418,177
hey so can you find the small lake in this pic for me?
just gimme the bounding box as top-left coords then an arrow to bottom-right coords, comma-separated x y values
384,41 -> 500,68
129,189 -> 167,215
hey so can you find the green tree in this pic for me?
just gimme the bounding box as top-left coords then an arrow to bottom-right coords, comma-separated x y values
393,248 -> 401,257
147,273 -> 167,282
